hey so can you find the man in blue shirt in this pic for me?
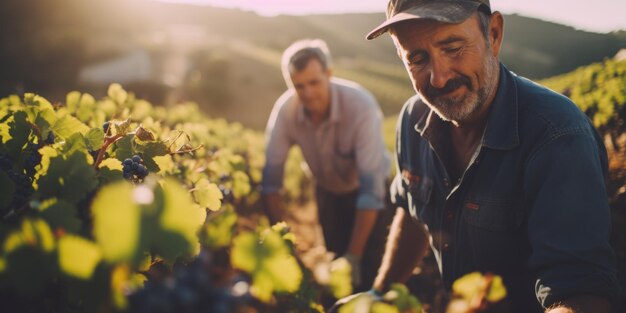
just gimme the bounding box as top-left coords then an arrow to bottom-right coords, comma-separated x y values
334,0 -> 619,312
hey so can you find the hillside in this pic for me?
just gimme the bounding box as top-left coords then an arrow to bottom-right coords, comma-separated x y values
1,0 -> 625,130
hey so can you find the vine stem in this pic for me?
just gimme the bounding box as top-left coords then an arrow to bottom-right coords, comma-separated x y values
169,144 -> 204,155
93,134 -> 124,169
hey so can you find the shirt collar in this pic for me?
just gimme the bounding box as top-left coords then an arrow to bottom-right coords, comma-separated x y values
296,79 -> 341,124
482,63 -> 519,150
414,63 -> 519,150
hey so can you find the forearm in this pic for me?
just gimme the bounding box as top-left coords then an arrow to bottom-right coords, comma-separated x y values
545,295 -> 612,313
262,192 -> 284,225
372,208 -> 429,292
346,209 -> 379,257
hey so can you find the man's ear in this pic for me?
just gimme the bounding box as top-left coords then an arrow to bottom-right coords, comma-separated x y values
326,67 -> 333,78
489,11 -> 504,57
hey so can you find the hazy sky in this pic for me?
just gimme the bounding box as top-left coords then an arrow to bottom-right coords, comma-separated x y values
158,0 -> 626,33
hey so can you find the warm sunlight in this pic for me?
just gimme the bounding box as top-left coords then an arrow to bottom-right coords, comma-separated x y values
156,0 -> 626,33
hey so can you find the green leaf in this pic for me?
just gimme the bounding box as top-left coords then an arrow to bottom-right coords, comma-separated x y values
85,127 -> 105,151
76,93 -> 96,122
385,283 -> 421,312
231,230 -> 302,302
52,114 -> 90,140
200,208 -> 237,249
58,235 -> 102,279
339,293 -> 373,313
61,132 -> 88,157
112,135 -> 134,161
24,93 -> 53,109
134,140 -> 168,172
34,107 -> 57,142
5,111 -> 31,158
232,171 -> 251,199
192,179 -> 223,211
92,181 -> 141,263
371,302 -> 400,313
108,83 -> 128,104
485,275 -> 507,303
328,256 -> 353,298
66,91 -> 81,113
38,152 -> 97,204
452,271 -> 486,302
39,198 -> 82,234
159,179 -> 206,252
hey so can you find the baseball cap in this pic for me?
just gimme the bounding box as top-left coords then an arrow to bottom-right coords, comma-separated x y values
366,0 -> 491,40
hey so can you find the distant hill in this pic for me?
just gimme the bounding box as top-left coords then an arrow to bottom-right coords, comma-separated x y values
2,0 -> 625,129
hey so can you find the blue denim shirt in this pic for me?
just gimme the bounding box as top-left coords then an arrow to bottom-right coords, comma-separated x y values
390,64 -> 618,311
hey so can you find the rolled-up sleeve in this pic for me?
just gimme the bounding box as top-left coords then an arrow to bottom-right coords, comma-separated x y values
524,128 -> 619,308
261,97 -> 292,195
354,103 -> 390,210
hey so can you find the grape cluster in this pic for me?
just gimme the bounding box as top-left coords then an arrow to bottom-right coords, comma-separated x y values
129,252 -> 255,313
122,155 -> 149,181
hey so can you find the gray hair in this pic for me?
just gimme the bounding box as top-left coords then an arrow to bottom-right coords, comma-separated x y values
281,39 -> 332,87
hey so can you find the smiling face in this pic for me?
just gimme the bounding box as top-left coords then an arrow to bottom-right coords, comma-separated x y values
289,58 -> 332,121
390,11 -> 503,124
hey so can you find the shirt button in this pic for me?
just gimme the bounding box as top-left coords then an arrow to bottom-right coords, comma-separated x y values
443,178 -> 450,187
443,243 -> 450,251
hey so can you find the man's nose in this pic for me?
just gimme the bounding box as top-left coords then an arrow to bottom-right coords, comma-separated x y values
428,58 -> 453,89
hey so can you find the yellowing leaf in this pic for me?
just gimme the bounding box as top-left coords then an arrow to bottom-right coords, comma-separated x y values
58,235 -> 102,279
232,171 -> 251,199
99,158 -> 123,170
231,230 -> 302,302
193,179 -> 223,211
51,114 -> 90,140
153,155 -> 176,174
452,272 -> 485,301
372,302 -> 400,313
92,182 -> 141,263
329,257 -> 353,298
160,179 -> 207,244
108,83 -> 128,104
485,275 -> 507,303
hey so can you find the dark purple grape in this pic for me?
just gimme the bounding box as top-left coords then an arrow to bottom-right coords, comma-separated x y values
123,158 -> 133,166
132,155 -> 142,163
103,122 -> 110,133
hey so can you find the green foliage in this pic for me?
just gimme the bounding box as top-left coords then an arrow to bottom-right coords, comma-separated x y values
541,59 -> 626,146
231,228 -> 303,302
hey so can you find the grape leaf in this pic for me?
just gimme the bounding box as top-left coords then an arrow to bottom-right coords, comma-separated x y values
158,179 -> 206,254
231,230 -> 302,302
5,111 -> 31,158
58,235 -> 102,279
92,181 -> 140,263
328,256 -> 353,298
39,198 -> 82,234
37,151 -> 97,204
66,91 -> 81,113
85,127 -> 105,151
108,83 -> 128,105
200,208 -> 237,249
232,171 -> 251,199
192,179 -> 223,211
52,114 -> 90,140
